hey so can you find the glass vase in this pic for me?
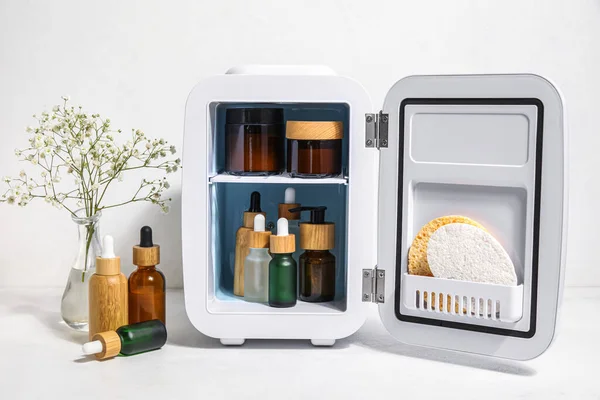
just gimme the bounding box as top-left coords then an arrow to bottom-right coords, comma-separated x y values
60,210 -> 102,330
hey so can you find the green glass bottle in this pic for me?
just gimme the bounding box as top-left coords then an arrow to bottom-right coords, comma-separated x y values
82,319 -> 167,360
269,218 -> 297,308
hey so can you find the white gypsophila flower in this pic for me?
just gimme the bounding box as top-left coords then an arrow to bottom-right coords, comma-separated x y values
14,149 -> 22,157
164,181 -> 170,189
160,204 -> 170,214
61,95 -> 70,101
117,174 -> 124,182
169,145 -> 176,155
6,196 -> 16,205
91,183 -> 99,190
3,176 -> 11,183
145,142 -> 152,150
52,105 -> 60,112
25,126 -> 33,133
44,147 -> 52,157
41,171 -> 47,178
30,158 -> 38,165
19,170 -> 26,178
53,175 -> 61,183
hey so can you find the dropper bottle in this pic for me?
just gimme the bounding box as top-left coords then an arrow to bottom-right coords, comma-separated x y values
243,214 -> 272,303
234,191 -> 266,297
128,226 -> 166,325
288,206 -> 336,303
278,187 -> 301,261
82,319 -> 167,360
269,218 -> 297,308
88,235 -> 128,339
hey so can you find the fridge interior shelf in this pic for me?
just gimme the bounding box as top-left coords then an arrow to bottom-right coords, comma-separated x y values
208,173 -> 348,185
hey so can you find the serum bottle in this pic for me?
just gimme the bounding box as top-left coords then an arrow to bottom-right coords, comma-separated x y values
234,191 -> 266,297
128,226 -> 166,325
278,187 -> 301,261
243,214 -> 272,303
289,206 -> 336,303
269,218 -> 297,308
88,235 -> 128,339
82,319 -> 167,360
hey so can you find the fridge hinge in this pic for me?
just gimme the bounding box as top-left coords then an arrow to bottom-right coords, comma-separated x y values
365,111 -> 389,149
362,267 -> 385,303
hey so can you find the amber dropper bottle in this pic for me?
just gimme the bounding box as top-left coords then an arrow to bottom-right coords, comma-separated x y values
289,206 -> 336,303
128,226 -> 166,325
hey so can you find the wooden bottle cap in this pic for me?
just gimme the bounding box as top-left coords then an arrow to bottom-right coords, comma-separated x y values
92,330 -> 121,360
270,234 -> 296,254
243,211 -> 266,228
95,256 -> 121,276
249,231 -> 271,249
133,245 -> 160,267
299,223 -> 335,250
278,203 -> 301,220
286,121 -> 343,140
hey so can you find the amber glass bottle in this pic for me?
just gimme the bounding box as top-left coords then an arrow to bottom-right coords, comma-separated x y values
288,206 -> 336,303
128,226 -> 166,325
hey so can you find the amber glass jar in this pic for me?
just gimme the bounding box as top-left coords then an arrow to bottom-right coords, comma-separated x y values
286,121 -> 343,178
225,108 -> 284,175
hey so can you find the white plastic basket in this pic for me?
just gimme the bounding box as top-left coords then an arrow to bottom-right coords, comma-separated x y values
401,273 -> 523,323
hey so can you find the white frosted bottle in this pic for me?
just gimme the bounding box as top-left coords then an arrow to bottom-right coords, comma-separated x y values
244,214 -> 272,303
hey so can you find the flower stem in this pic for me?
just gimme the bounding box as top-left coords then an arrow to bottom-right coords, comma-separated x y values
82,224 -> 94,282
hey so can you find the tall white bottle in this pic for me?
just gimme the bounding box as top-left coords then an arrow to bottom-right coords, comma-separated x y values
243,214 -> 272,303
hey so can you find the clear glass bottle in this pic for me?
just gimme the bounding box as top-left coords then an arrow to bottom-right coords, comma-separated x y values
244,214 -> 271,303
61,210 -> 102,331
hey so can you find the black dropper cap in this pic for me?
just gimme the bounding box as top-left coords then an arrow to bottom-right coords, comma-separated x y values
248,191 -> 262,212
140,226 -> 153,248
288,206 -> 327,224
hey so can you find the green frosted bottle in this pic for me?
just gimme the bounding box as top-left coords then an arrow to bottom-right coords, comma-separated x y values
269,218 -> 297,308
269,253 -> 297,307
82,319 -> 167,360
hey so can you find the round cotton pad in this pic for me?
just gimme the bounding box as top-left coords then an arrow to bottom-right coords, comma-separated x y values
408,215 -> 486,277
427,223 -> 517,285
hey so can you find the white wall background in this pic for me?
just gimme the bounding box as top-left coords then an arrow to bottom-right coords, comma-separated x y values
0,0 -> 598,288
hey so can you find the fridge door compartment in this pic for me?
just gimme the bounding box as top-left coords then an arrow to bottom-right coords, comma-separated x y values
402,273 -> 524,323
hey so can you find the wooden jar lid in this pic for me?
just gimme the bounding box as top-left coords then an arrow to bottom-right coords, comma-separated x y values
243,212 -> 266,228
133,245 -> 160,267
92,330 -> 121,360
278,203 -> 301,220
299,223 -> 335,250
286,121 -> 343,140
270,234 -> 296,254
249,231 -> 271,249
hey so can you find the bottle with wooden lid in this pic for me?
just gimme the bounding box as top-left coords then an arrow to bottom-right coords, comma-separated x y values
88,235 -> 128,339
268,218 -> 297,308
278,187 -> 301,261
82,319 -> 167,360
234,191 -> 266,296
289,206 -> 336,303
243,214 -> 272,303
286,121 -> 343,178
128,226 -> 166,325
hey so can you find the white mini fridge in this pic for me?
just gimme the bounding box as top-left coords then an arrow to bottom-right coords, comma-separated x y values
182,65 -> 567,360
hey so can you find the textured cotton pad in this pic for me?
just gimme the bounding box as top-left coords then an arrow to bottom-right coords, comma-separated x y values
408,216 -> 486,277
427,223 -> 517,285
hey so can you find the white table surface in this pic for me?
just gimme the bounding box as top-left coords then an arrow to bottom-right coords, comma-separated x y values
1,287 -> 598,400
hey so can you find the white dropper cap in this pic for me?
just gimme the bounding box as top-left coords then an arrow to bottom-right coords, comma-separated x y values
101,235 -> 116,258
82,340 -> 103,355
284,187 -> 296,204
277,218 -> 289,236
253,214 -> 266,232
